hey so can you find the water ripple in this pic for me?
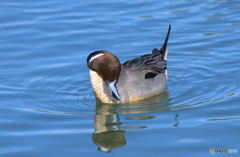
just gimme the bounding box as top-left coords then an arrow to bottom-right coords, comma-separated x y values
1,0 -> 240,156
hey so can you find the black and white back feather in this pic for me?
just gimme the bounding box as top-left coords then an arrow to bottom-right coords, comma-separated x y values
122,25 -> 171,79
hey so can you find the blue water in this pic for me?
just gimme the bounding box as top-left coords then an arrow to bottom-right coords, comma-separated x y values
0,0 -> 240,156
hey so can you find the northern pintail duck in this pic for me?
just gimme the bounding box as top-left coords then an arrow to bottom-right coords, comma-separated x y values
87,25 -> 171,104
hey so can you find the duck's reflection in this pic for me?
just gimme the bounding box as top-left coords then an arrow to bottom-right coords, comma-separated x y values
93,104 -> 126,152
92,92 -> 170,152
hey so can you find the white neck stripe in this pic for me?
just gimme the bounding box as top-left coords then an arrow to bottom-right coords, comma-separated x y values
88,53 -> 104,66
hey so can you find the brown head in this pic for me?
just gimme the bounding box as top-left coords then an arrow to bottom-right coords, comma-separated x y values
87,50 -> 121,82
87,50 -> 122,101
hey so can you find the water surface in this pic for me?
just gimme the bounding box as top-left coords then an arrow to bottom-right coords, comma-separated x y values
0,0 -> 240,156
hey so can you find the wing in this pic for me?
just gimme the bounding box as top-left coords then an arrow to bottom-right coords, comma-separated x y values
122,24 -> 171,78
122,50 -> 167,79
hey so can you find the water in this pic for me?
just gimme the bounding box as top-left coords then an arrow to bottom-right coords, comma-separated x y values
0,0 -> 240,156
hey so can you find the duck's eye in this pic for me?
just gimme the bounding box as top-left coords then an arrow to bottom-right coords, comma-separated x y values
111,69 -> 116,74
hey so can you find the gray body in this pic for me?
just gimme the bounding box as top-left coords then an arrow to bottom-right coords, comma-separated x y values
116,49 -> 167,103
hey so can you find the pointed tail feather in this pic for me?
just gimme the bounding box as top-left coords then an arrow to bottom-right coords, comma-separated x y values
152,25 -> 171,60
161,24 -> 171,60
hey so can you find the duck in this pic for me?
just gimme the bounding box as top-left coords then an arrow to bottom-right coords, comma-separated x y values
87,25 -> 171,104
